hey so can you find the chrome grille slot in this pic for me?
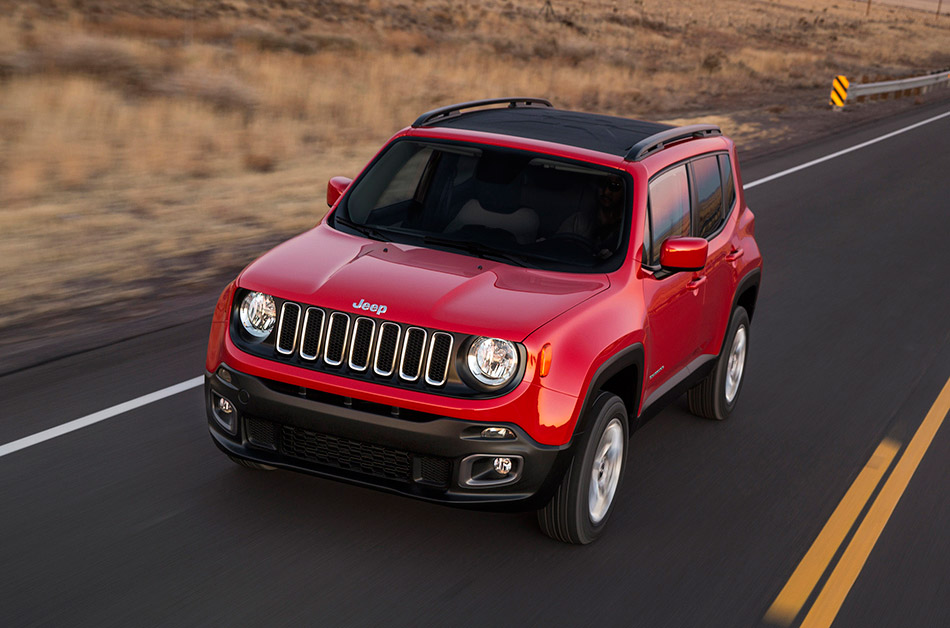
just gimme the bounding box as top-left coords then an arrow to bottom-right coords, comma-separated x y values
348,317 -> 376,371
374,322 -> 401,376
399,327 -> 427,382
276,302 -> 301,355
299,307 -> 326,361
324,312 -> 351,366
424,332 -> 453,386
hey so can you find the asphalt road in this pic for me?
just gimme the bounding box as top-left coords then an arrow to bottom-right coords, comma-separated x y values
2,100 -> 949,627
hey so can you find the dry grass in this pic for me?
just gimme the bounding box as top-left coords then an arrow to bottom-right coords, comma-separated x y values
0,0 -> 948,358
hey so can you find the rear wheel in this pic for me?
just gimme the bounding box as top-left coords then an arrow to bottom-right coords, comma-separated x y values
688,306 -> 750,420
537,392 -> 628,544
227,454 -> 276,471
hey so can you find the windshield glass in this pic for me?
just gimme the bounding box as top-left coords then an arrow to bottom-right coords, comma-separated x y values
333,140 -> 631,272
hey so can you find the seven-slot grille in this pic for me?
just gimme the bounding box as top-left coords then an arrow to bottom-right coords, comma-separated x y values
274,303 -> 455,387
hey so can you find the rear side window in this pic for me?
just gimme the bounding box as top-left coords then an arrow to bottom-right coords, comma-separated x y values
647,165 -> 690,265
720,154 -> 736,214
692,156 -> 723,238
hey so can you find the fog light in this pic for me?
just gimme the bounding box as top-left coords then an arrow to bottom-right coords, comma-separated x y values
217,396 -> 234,415
481,427 -> 514,440
211,392 -> 237,434
493,457 -> 513,475
460,454 -> 523,487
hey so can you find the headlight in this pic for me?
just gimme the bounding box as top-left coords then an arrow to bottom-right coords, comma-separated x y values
239,291 -> 276,339
467,336 -> 519,387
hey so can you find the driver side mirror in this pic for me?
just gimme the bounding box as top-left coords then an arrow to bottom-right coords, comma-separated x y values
660,237 -> 708,272
327,176 -> 353,207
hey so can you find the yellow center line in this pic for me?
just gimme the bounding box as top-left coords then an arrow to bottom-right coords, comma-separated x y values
800,375 -> 950,628
764,438 -> 900,626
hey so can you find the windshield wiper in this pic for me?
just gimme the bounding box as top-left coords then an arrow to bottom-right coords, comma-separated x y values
421,236 -> 529,267
332,217 -> 395,242
334,219 -> 529,267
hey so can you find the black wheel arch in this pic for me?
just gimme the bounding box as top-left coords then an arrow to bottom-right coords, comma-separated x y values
575,342 -> 644,438
713,268 -> 761,356
732,268 -> 761,323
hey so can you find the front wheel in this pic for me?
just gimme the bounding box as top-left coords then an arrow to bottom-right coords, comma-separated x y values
537,392 -> 628,544
688,306 -> 750,420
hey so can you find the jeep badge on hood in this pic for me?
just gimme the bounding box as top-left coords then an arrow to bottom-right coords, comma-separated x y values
353,298 -> 387,315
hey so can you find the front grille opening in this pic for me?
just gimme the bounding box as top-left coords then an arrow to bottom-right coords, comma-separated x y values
425,332 -> 453,386
399,327 -> 427,381
256,300 -> 479,395
280,425 -> 412,482
299,308 -> 326,360
324,312 -> 350,366
276,302 -> 301,355
374,322 -> 401,376
348,317 -> 376,371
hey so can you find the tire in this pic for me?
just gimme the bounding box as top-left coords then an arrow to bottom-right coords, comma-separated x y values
537,392 -> 628,544
227,454 -> 276,471
688,306 -> 750,421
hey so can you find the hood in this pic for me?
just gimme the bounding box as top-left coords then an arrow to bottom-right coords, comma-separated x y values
238,224 -> 609,340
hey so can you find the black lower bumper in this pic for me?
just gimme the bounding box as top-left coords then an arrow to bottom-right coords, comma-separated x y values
205,365 -> 571,510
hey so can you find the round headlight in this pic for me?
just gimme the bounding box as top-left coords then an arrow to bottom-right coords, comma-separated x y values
467,337 -> 519,387
239,291 -> 276,339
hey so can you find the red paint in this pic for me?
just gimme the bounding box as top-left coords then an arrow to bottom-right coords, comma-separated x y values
326,176 -> 352,208
208,113 -> 762,447
660,237 -> 708,271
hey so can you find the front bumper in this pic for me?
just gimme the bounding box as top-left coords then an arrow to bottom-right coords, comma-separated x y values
206,364 -> 572,510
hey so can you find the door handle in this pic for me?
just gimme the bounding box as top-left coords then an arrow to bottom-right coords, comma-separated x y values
687,276 -> 707,291
726,248 -> 744,262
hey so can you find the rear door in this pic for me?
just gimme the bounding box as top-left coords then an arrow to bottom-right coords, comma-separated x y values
689,153 -> 739,356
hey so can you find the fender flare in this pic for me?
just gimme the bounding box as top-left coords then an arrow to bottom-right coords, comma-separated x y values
574,342 -> 644,437
714,268 -> 761,355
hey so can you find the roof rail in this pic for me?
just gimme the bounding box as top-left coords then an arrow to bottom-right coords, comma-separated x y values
625,124 -> 722,161
412,97 -> 554,128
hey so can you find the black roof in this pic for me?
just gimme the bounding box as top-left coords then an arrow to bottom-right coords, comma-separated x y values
426,107 -> 674,158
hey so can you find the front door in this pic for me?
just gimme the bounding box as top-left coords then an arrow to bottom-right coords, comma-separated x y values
641,164 -> 706,394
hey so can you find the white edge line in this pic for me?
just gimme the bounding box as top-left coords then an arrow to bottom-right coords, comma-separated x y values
744,110 -> 950,189
0,376 -> 204,459
2,108 -> 949,460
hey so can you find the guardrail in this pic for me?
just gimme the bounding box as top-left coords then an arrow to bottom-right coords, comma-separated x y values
830,69 -> 950,108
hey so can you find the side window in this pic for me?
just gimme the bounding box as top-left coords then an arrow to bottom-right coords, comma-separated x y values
719,154 -> 736,215
692,155 -> 724,238
647,165 -> 690,266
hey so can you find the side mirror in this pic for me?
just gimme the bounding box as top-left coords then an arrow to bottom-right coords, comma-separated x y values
327,176 -> 353,207
660,237 -> 708,272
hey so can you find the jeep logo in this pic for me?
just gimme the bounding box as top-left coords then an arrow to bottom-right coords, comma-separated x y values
352,298 -> 387,316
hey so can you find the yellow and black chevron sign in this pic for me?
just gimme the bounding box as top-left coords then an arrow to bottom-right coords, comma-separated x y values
830,75 -> 850,107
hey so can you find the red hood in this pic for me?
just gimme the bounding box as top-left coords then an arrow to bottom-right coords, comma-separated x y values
238,224 -> 609,341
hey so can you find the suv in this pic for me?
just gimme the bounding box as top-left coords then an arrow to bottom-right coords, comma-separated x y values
205,98 -> 762,544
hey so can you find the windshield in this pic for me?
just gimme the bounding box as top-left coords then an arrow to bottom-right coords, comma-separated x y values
332,139 -> 631,272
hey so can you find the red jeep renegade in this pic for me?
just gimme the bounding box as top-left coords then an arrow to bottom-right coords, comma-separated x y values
205,98 -> 762,543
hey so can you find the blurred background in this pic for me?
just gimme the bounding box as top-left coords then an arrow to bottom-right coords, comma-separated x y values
1,0 -> 947,372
